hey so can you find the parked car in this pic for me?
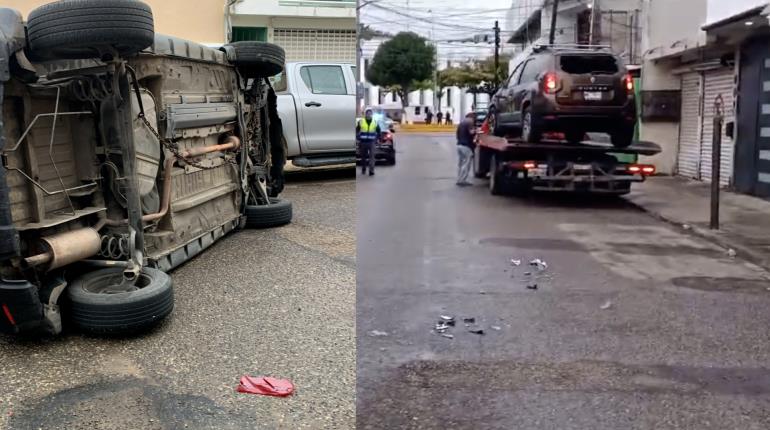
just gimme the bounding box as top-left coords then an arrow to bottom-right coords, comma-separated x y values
274,62 -> 356,168
354,117 -> 396,165
488,45 -> 636,147
0,0 -> 290,337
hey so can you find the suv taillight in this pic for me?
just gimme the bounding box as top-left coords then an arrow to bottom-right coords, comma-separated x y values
544,72 -> 559,94
624,74 -> 634,93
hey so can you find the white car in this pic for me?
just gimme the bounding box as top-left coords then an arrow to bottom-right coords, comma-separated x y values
274,62 -> 356,167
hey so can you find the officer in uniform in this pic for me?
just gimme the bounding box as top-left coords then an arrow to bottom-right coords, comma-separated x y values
357,108 -> 381,176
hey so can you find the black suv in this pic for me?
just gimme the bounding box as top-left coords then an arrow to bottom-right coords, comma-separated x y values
489,46 -> 636,147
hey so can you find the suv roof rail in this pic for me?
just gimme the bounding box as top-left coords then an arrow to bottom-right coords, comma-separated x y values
532,43 -> 612,52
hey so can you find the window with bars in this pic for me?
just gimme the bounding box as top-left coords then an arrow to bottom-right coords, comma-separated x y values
272,29 -> 356,63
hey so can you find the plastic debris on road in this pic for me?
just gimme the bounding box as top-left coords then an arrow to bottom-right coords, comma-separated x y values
529,259 -> 548,270
441,333 -> 454,339
468,329 -> 485,335
237,376 -> 294,397
511,259 -> 521,266
463,317 -> 476,324
727,248 -> 737,258
526,283 -> 538,290
368,330 -> 389,337
435,322 -> 451,332
491,325 -> 501,331
683,224 -> 691,230
439,315 -> 456,326
600,300 -> 612,310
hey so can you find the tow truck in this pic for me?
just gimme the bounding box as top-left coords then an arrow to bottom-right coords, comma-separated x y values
473,127 -> 661,196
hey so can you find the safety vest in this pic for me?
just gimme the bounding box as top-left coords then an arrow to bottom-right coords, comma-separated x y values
358,119 -> 378,143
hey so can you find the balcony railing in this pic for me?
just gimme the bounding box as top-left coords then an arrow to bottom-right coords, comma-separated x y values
279,0 -> 355,7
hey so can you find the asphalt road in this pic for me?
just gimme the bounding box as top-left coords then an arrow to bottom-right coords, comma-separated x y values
357,133 -> 770,430
0,169 -> 355,430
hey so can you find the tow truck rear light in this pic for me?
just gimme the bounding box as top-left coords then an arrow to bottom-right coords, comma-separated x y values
628,164 -> 655,175
524,161 -> 537,169
544,73 -> 559,94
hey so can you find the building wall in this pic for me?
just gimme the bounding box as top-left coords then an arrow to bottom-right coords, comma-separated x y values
638,0 -> 708,174
4,0 -> 226,44
233,0 -> 355,19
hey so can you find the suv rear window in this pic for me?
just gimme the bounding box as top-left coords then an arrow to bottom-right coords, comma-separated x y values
559,55 -> 619,75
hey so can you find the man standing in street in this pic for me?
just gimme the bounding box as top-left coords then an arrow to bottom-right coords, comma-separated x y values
456,112 -> 476,186
357,108 -> 381,176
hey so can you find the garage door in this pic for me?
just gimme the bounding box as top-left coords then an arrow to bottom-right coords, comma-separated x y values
699,67 -> 735,187
678,72 -> 702,179
273,29 -> 356,63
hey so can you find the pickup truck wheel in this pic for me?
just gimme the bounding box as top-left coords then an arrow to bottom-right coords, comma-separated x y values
474,146 -> 490,178
245,198 -> 292,228
227,41 -> 285,78
27,0 -> 155,61
67,267 -> 173,335
521,108 -> 542,143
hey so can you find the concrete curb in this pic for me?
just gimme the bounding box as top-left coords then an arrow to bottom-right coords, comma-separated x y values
624,196 -> 770,272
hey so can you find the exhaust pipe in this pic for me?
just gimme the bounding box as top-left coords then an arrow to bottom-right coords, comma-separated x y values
24,228 -> 101,271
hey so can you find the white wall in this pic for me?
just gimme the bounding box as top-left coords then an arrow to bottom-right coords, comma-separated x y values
706,0 -> 768,25
234,0 -> 355,18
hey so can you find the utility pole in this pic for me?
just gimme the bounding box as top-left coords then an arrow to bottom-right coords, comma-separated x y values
549,0 -> 560,44
589,0 -> 598,44
494,20 -> 500,89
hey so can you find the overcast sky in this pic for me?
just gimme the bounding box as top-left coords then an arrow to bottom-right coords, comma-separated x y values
360,0 -> 524,62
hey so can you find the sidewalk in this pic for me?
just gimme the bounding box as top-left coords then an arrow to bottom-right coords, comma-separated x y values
625,176 -> 770,271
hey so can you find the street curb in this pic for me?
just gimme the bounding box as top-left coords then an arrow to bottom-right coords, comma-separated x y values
623,196 -> 770,272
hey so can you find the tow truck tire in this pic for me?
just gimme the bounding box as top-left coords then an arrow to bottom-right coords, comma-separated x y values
68,267 -> 173,335
610,128 -> 634,148
474,146 -> 490,178
27,0 -> 155,61
227,41 -> 285,78
521,108 -> 542,143
489,154 -> 507,196
245,198 -> 292,228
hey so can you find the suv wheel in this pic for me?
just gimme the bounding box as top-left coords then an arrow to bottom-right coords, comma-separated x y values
610,128 -> 634,148
27,0 -> 155,61
489,110 -> 505,137
521,108 -> 542,143
226,41 -> 286,78
245,198 -> 293,228
68,267 -> 173,334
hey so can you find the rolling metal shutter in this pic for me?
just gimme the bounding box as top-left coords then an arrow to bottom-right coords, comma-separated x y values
699,67 -> 735,187
272,29 -> 356,63
677,72 -> 702,179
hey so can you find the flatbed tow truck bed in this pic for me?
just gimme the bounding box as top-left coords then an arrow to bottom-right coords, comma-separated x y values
474,133 -> 662,195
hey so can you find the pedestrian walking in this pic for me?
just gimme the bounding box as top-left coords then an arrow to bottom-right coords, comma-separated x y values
445,111 -> 452,125
456,112 -> 476,186
425,108 -> 433,124
357,108 -> 381,176
436,111 -> 443,125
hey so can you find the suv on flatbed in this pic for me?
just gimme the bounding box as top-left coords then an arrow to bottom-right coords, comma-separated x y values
0,0 -> 292,337
489,45 -> 636,148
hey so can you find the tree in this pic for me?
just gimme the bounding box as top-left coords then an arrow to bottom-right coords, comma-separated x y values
436,67 -> 466,110
366,32 -> 436,108
456,56 -> 510,108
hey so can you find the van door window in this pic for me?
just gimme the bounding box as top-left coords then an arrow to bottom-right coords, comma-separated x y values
299,65 -> 348,95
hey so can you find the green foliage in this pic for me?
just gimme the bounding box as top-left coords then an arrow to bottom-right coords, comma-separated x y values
367,32 -> 436,107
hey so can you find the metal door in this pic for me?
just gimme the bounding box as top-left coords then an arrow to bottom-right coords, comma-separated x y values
677,72 -> 703,179
699,67 -> 735,187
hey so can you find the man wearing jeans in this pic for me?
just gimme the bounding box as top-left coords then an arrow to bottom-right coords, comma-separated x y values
456,112 -> 476,186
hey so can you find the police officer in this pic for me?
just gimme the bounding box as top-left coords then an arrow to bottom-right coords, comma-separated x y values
357,108 -> 381,176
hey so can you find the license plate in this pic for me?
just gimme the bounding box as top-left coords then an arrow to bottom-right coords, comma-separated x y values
573,163 -> 592,171
584,91 -> 602,101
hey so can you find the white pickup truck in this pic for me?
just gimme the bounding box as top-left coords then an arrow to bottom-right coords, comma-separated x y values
273,62 -> 356,167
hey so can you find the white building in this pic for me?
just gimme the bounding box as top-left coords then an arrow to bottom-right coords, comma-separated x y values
229,0 -> 355,63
